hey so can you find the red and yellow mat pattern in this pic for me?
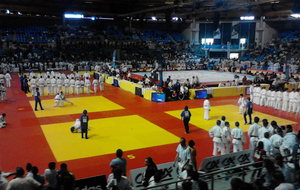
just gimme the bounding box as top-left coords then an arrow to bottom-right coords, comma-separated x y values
0,73 -> 299,179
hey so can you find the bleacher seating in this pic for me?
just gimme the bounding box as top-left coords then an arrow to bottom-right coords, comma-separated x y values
0,26 -> 58,43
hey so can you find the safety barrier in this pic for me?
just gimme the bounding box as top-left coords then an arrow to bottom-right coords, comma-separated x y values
103,75 -> 155,101
103,75 -> 270,101
189,84 -> 270,99
140,162 -> 262,190
134,150 -> 254,189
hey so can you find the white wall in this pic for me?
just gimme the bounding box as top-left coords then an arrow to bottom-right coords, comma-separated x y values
182,19 -> 200,44
255,20 -> 278,48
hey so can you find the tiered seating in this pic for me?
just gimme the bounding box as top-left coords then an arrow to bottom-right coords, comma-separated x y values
138,30 -> 173,43
201,44 -> 239,49
169,32 -> 185,42
103,29 -> 125,39
0,26 -> 57,43
278,30 -> 300,43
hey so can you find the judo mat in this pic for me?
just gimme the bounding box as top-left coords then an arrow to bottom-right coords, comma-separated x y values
166,104 -> 296,131
41,115 -> 179,161
29,96 -> 124,118
134,70 -> 254,83
2,73 -> 300,180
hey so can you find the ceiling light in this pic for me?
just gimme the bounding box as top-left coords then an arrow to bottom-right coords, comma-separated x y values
151,16 -> 157,21
5,9 -> 10,14
172,17 -> 179,21
240,16 -> 255,20
98,17 -> 114,20
291,14 -> 300,18
64,13 -> 84,19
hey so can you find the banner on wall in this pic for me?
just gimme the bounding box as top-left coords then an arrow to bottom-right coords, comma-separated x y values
75,175 -> 107,190
130,162 -> 178,188
213,28 -> 221,39
231,22 -> 239,39
199,150 -> 253,172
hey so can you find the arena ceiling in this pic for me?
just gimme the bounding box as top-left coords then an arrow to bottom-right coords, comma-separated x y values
0,0 -> 296,20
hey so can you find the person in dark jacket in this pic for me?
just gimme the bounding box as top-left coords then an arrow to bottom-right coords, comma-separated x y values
181,106 -> 192,134
142,157 -> 158,187
57,163 -> 75,190
80,110 -> 89,139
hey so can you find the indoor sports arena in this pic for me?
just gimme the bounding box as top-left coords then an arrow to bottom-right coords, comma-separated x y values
0,0 -> 300,190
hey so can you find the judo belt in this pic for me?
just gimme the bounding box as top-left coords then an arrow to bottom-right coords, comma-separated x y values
234,138 -> 241,140
273,147 -> 280,149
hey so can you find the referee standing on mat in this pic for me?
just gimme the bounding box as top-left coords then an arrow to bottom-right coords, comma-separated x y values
181,106 -> 191,134
244,97 -> 253,124
80,109 -> 89,139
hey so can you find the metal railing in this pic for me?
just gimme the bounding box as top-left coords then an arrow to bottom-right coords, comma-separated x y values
139,162 -> 263,190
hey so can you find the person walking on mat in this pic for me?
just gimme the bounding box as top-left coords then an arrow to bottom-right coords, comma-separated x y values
181,106 -> 192,134
34,88 -> 44,111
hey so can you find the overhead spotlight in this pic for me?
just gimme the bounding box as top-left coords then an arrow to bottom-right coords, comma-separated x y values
151,16 -> 157,21
240,16 -> 255,20
64,13 -> 84,19
172,17 -> 179,21
98,17 -> 114,20
17,12 -> 22,15
6,9 -> 10,14
90,16 -> 96,21
291,14 -> 300,18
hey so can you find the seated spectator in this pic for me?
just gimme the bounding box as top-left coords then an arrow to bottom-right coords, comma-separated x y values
142,157 -> 158,187
26,163 -> 33,178
6,167 -> 41,190
259,159 -> 278,189
274,154 -> 295,183
44,162 -> 57,190
57,163 -> 75,190
31,166 -> 45,188
273,171 -> 294,190
107,168 -> 132,190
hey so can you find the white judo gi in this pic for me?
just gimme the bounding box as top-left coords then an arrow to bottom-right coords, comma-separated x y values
203,99 -> 210,120
209,125 -> 224,156
248,123 -> 261,149
231,126 -> 244,152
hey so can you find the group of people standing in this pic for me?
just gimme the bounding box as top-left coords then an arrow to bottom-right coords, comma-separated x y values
20,70 -> 105,97
250,84 -> 300,114
209,115 -> 297,159
209,118 -> 245,155
0,72 -> 12,102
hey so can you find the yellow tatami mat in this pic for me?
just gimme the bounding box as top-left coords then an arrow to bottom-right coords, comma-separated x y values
30,96 -> 124,118
166,104 -> 296,131
41,115 -> 179,161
